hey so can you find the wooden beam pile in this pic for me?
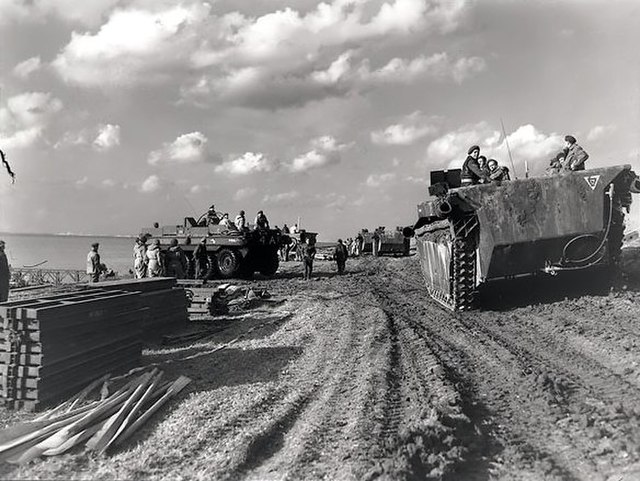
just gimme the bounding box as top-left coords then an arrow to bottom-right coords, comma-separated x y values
90,278 -> 188,338
0,370 -> 191,463
0,290 -> 144,411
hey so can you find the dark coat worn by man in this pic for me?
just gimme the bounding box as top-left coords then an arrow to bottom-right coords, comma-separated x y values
564,135 -> 589,171
166,240 -> 188,279
334,240 -> 348,274
461,145 -> 488,185
0,241 -> 9,302
302,242 -> 316,280
193,239 -> 209,280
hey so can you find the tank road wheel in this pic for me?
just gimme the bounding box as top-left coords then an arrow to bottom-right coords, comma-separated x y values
451,236 -> 477,311
259,252 -> 280,276
216,249 -> 240,278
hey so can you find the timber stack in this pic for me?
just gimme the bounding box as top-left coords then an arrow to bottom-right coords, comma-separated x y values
0,289 -> 144,411
90,277 -> 188,338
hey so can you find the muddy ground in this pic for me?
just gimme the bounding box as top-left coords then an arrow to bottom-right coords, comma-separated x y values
2,250 -> 640,480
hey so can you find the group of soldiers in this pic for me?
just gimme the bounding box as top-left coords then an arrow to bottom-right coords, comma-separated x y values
546,135 -> 589,175
462,134 -> 589,185
461,146 -> 511,185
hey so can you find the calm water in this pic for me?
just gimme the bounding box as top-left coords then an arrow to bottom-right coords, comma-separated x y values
0,234 -> 136,274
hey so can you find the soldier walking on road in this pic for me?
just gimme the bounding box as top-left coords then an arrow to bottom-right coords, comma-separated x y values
133,236 -> 148,279
334,239 -> 348,274
86,242 -> 102,283
0,240 -> 10,302
302,238 -> 316,280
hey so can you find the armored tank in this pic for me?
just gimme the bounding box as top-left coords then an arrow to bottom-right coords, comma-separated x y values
359,227 -> 410,256
140,214 -> 283,279
404,165 -> 640,310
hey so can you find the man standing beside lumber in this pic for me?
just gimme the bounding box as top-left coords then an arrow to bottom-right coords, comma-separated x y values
0,240 -> 9,302
86,242 -> 102,283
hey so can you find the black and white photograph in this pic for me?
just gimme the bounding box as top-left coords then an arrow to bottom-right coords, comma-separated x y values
0,0 -> 639,479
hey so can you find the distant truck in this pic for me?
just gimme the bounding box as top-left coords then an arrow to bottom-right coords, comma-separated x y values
140,214 -> 283,279
359,227 -> 411,256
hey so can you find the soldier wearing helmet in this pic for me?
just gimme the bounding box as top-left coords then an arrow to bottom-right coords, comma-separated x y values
235,210 -> 246,230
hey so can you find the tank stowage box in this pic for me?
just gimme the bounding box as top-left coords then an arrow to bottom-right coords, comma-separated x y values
405,165 -> 640,310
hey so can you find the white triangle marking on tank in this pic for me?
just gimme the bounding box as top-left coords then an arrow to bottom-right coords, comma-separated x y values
584,175 -> 600,190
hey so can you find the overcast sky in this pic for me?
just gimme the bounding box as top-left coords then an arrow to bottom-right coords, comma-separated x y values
1,0 -> 639,238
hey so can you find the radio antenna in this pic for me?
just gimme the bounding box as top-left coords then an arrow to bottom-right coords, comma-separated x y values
500,118 -> 518,180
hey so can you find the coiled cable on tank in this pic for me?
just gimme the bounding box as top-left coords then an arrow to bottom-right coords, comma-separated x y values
556,184 -> 615,269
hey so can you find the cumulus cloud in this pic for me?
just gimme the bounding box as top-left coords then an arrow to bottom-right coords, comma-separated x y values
371,111 -> 438,146
263,191 -> 300,204
365,172 -> 397,187
359,53 -> 486,84
140,174 -> 163,193
587,124 -> 617,142
425,122 -> 563,174
148,131 -> 211,165
13,57 -> 42,79
215,152 -> 273,176
288,135 -> 350,172
92,123 -> 121,151
0,0 -> 120,26
53,4 -> 211,87
0,92 -> 63,149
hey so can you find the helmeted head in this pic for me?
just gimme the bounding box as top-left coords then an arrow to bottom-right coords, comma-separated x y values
223,213 -> 229,218
556,151 -> 566,162
0,240 -> 5,250
487,159 -> 498,171
338,239 -> 343,244
257,210 -> 263,215
170,238 -> 178,247
478,155 -> 487,167
468,145 -> 480,158
239,210 -> 245,216
91,242 -> 99,250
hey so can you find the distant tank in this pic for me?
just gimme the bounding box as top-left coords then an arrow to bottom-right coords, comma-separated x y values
404,165 -> 640,310
359,227 -> 410,256
140,213 -> 283,279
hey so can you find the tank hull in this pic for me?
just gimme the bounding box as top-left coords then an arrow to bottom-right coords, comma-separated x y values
411,165 -> 637,310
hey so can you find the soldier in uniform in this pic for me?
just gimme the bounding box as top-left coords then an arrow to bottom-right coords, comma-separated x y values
193,238 -> 210,280
334,239 -> 349,274
133,236 -> 148,279
302,237 -> 316,280
563,135 -> 589,171
461,145 -> 489,185
166,238 -> 188,279
0,240 -> 9,302
86,242 -> 102,283
487,159 -> 511,182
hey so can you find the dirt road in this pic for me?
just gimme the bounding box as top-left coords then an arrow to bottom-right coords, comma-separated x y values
3,253 -> 640,480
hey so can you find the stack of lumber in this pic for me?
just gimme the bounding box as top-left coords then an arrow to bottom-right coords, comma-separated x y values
0,370 -> 191,463
0,289 -> 144,411
90,278 -> 188,337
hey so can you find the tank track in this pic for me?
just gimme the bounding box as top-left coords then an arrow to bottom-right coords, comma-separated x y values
423,216 -> 479,311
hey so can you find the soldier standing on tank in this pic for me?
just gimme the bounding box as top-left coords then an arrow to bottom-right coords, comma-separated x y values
193,237 -> 210,281
302,237 -> 316,280
86,242 -> 102,283
206,205 -> 220,225
0,240 -> 10,302
334,239 -> 348,274
461,145 -> 489,185
487,159 -> 511,182
146,239 -> 163,277
133,236 -> 148,279
254,210 -> 270,229
563,135 -> 589,171
546,152 -> 565,176
235,210 -> 246,231
166,238 -> 188,279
